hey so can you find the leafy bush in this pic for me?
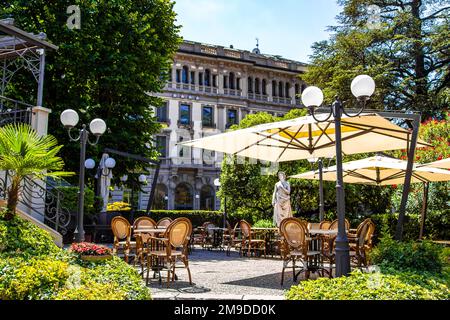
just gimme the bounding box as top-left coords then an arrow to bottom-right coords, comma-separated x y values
54,280 -> 127,300
0,210 -> 59,258
0,257 -> 69,300
107,201 -> 132,211
55,186 -> 96,217
253,219 -> 276,228
369,234 -> 444,274
286,270 -> 449,300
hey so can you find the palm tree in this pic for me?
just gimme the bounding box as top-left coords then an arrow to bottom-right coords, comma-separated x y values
0,123 -> 73,220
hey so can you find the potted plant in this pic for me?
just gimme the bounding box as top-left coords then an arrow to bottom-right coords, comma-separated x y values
70,242 -> 112,262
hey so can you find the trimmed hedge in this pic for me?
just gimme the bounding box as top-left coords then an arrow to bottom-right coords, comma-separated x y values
286,270 -> 450,300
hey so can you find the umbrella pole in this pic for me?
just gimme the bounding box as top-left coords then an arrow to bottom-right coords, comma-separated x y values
318,159 -> 325,222
419,182 -> 429,240
332,99 -> 351,277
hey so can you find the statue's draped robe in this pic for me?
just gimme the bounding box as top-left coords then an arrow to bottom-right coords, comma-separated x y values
272,181 -> 293,227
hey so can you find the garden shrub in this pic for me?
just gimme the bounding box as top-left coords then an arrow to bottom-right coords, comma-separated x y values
0,210 -> 59,258
54,186 -> 96,217
0,257 -> 69,300
369,234 -> 444,274
286,270 -> 449,300
54,280 -> 127,300
253,219 -> 275,228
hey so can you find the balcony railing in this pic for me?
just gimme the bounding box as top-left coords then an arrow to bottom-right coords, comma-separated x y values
0,95 -> 33,127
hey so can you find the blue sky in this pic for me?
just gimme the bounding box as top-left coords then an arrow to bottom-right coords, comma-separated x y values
173,0 -> 342,63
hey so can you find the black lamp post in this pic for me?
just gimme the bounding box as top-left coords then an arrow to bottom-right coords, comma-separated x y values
60,109 -> 107,243
301,75 -> 376,277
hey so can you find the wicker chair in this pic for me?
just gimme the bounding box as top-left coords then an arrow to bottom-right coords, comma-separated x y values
224,222 -> 242,256
239,220 -> 266,258
348,218 -> 371,243
350,220 -> 375,268
111,216 -> 135,263
156,217 -> 173,228
319,221 -> 332,230
279,218 -> 319,285
329,218 -> 350,231
133,216 -> 157,230
146,218 -> 193,287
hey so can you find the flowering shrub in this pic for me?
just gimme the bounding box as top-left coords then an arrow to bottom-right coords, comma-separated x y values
107,201 -> 131,212
70,243 -> 111,256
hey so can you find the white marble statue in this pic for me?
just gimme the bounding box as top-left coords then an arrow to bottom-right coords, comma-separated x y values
272,171 -> 293,227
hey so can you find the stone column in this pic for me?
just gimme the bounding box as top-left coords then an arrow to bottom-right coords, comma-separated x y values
218,72 -> 224,94
31,106 -> 51,137
290,81 -> 296,105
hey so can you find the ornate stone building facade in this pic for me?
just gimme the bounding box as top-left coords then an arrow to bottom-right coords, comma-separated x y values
136,40 -> 307,211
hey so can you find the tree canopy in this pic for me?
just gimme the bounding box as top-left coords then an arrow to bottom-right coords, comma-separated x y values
303,0 -> 449,117
1,0 -> 181,184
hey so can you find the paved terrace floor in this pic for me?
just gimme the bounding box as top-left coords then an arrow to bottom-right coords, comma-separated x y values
145,248 -> 326,300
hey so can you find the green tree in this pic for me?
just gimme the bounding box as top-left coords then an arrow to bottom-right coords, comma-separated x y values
303,0 -> 449,117
1,0 -> 181,183
0,124 -> 72,220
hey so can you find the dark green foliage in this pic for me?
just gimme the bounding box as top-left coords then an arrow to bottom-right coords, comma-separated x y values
0,1 -> 181,183
55,186 -> 95,217
370,234 -> 444,274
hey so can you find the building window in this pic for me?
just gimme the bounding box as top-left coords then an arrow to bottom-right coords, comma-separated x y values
156,101 -> 168,122
182,66 -> 189,84
156,136 -> 167,158
279,82 -> 284,97
248,77 -> 253,93
237,77 -> 241,90
199,72 -> 204,86
285,82 -> 290,98
262,79 -> 267,95
205,69 -> 211,86
295,83 -> 300,97
190,71 -> 195,85
224,75 -> 229,89
202,105 -> 214,127
179,103 -> 191,125
255,78 -> 260,94
175,183 -> 193,210
200,185 -> 215,210
176,69 -> 181,83
226,109 -> 238,128
272,80 -> 277,96
229,72 -> 235,89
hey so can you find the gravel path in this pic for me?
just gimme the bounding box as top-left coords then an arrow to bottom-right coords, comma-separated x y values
145,248 -> 322,300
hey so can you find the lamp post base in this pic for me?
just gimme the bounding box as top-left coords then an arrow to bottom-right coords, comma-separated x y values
334,239 -> 351,277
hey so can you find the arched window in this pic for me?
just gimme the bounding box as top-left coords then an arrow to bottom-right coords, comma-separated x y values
248,77 -> 253,93
272,80 -> 277,96
255,78 -> 260,94
175,183 -> 193,210
229,72 -> 235,90
262,79 -> 267,95
152,184 -> 168,210
204,69 -> 211,87
285,82 -> 290,98
278,82 -> 284,97
182,66 -> 189,84
200,185 -> 215,210
176,69 -> 181,83
295,83 -> 300,97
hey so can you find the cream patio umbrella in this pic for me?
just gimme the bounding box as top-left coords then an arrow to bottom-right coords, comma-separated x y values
291,155 -> 450,185
291,155 -> 450,239
179,113 -> 430,162
424,158 -> 450,169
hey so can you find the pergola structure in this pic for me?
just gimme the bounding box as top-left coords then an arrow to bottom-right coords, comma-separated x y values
0,18 -> 58,125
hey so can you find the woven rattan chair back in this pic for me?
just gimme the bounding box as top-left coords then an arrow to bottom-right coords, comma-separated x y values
239,220 -> 252,239
320,221 -> 332,229
365,220 -> 376,245
280,218 -> 307,250
111,216 -> 131,240
133,216 -> 157,230
157,217 -> 173,228
329,219 -> 350,231
357,223 -> 370,247
166,218 -> 192,249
